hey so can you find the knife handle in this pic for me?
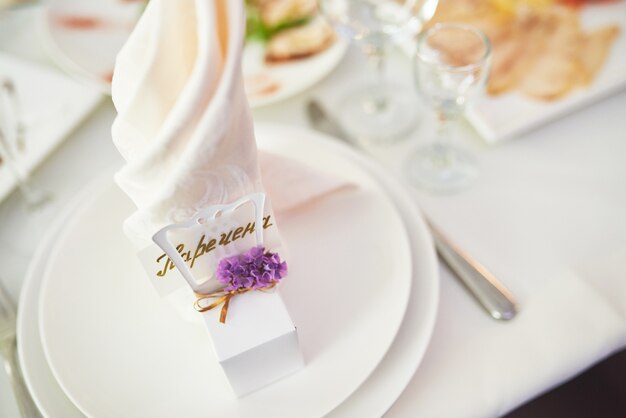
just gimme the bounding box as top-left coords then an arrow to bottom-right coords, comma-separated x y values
429,224 -> 518,320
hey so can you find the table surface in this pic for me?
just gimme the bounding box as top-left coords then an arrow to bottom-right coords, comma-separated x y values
1,6 -> 625,418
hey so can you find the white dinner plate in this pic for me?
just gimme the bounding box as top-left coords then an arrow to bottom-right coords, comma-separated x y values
18,125 -> 438,418
39,0 -> 347,106
243,39 -> 348,107
38,0 -> 142,93
36,125 -> 428,418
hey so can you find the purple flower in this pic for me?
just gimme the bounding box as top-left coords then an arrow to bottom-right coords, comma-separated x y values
216,246 -> 287,291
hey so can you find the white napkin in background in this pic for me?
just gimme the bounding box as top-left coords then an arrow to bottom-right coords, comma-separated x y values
259,151 -> 353,214
388,247 -> 626,418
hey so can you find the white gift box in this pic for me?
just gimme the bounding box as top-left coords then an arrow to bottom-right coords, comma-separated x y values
200,289 -> 304,396
148,193 -> 304,396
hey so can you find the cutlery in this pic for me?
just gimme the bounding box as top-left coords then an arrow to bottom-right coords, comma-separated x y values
306,99 -> 518,320
0,279 -> 41,417
0,78 -> 51,209
1,79 -> 26,152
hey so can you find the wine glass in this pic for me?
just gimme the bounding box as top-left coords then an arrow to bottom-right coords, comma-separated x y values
0,78 -> 50,208
319,0 -> 439,144
408,23 -> 491,192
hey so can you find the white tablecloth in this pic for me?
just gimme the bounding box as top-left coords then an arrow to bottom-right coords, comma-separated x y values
1,7 -> 625,418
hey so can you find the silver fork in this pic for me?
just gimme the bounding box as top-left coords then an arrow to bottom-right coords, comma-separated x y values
0,279 -> 41,417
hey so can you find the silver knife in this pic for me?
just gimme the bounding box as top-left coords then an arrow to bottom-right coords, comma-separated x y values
306,99 -> 518,320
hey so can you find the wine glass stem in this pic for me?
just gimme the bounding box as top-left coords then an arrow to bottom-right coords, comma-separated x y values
433,111 -> 455,166
361,35 -> 388,113
0,132 -> 49,208
436,111 -> 451,145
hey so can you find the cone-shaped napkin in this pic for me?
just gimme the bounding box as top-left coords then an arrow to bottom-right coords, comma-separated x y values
110,0 -> 310,397
112,0 -> 259,249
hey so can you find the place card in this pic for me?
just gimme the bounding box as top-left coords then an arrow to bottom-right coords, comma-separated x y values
138,193 -> 281,296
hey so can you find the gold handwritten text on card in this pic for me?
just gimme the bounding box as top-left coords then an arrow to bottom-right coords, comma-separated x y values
155,215 -> 274,278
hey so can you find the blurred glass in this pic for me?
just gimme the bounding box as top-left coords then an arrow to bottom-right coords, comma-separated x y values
0,78 -> 50,208
319,0 -> 439,144
408,23 -> 491,192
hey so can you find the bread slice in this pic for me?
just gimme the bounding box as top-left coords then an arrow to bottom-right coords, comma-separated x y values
265,17 -> 335,62
258,0 -> 318,28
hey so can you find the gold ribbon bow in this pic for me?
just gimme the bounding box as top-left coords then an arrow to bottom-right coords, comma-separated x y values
194,282 -> 277,324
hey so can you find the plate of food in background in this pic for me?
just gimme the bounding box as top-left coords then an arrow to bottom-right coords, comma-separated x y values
39,0 -> 347,107
243,0 -> 348,107
405,0 -> 625,142
38,0 -> 143,93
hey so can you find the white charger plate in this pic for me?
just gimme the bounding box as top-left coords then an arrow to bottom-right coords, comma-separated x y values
17,178 -> 108,418
18,125 -> 438,418
36,125 -> 433,418
39,0 -> 347,106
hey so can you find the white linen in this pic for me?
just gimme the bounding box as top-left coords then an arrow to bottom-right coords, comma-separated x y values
259,151 -> 353,214
388,248 -> 626,418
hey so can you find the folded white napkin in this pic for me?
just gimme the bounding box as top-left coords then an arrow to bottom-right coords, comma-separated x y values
388,248 -> 626,418
112,0 -> 259,248
111,0 -> 347,248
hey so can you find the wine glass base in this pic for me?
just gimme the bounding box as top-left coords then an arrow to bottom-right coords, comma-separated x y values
334,83 -> 419,145
407,143 -> 478,193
